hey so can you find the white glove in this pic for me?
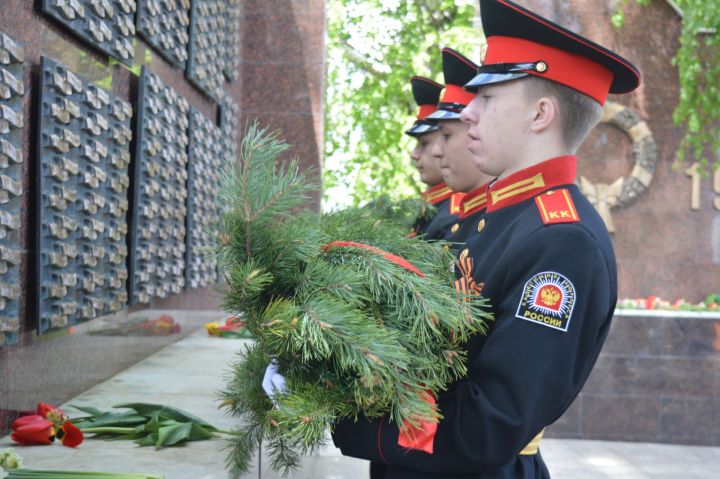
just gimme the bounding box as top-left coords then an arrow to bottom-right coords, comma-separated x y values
262,359 -> 287,407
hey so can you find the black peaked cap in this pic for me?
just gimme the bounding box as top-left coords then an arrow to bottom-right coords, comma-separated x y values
479,0 -> 640,93
442,47 -> 479,86
411,76 -> 444,106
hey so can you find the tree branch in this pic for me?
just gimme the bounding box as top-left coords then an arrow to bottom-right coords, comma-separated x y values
338,42 -> 384,77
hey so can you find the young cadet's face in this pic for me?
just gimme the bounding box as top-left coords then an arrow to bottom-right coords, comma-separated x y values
432,119 -> 492,193
410,129 -> 443,186
461,80 -> 531,178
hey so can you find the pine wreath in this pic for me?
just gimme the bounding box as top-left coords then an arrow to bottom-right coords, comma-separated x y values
216,123 -> 491,475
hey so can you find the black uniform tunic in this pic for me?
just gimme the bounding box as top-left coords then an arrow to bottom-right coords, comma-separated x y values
440,183 -> 489,249
411,183 -> 457,241
333,156 -> 617,479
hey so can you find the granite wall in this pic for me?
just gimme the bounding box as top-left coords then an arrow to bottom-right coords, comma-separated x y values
241,0 -> 326,206
547,312 -> 720,446
0,0 -> 325,434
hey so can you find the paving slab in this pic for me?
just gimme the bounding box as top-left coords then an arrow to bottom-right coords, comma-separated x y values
2,322 -> 719,478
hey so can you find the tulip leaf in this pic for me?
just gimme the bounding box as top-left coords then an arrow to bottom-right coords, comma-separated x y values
142,413 -> 161,433
189,423 -> 215,441
135,433 -> 158,447
114,403 -> 217,430
156,422 -> 192,448
70,405 -> 105,416
68,403 -> 221,449
76,412 -> 147,429
110,432 -> 143,440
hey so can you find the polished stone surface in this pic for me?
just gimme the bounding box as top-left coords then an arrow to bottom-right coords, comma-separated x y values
547,313 -> 720,446
0,309 -> 224,434
240,0 -> 325,210
2,327 -> 720,479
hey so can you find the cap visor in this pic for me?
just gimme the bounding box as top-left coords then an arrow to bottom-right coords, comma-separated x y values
464,72 -> 529,92
405,121 -> 439,137
425,109 -> 462,120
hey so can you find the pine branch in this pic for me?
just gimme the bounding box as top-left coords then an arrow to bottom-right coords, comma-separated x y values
217,123 -> 492,474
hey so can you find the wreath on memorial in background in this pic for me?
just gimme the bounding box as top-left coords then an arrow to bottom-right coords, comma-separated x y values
578,101 -> 658,233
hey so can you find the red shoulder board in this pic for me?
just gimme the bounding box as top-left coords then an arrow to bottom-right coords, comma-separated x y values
534,189 -> 580,225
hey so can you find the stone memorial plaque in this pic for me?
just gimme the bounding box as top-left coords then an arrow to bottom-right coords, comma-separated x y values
223,0 -> 240,81
0,33 -> 24,346
186,0 -> 227,101
129,67 -> 188,304
37,56 -> 132,334
41,0 -> 137,66
186,108 -> 222,288
219,94 -> 239,164
136,0 -> 190,68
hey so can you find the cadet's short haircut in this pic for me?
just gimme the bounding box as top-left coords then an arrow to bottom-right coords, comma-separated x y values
522,76 -> 603,152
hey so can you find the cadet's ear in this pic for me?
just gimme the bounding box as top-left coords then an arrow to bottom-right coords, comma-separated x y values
529,95 -> 557,134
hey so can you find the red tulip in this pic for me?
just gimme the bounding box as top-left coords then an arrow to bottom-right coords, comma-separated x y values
225,316 -> 244,327
11,414 -> 46,430
219,323 -> 239,333
37,401 -> 67,425
645,295 -> 658,310
37,401 -> 64,419
57,420 -> 84,447
11,417 -> 55,445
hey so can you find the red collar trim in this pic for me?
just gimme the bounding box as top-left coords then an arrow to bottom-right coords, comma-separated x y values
487,156 -> 576,212
449,192 -> 465,215
422,182 -> 453,205
459,182 -> 490,218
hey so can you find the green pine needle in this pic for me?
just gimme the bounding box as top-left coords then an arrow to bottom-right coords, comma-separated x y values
217,122 -> 492,474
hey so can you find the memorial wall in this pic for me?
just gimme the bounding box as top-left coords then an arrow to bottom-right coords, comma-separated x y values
0,0 -> 325,434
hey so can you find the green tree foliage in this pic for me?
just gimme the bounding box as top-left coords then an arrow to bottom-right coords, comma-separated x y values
614,0 -> 720,168
324,0 -> 478,207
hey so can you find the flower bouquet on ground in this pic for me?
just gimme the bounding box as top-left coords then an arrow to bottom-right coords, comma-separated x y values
10,402 -> 83,448
205,316 -> 251,338
216,124 -> 491,475
87,315 -> 181,337
618,293 -> 720,311
69,403 -> 221,449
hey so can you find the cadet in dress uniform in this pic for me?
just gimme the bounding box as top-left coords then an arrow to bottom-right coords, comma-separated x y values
424,48 -> 494,250
406,76 -> 458,241
332,1 -> 640,478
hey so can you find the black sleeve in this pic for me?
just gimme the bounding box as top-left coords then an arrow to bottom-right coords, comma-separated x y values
332,225 -> 614,473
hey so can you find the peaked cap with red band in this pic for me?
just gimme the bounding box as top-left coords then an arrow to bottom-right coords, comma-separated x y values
406,76 -> 444,137
426,48 -> 479,120
465,0 -> 641,104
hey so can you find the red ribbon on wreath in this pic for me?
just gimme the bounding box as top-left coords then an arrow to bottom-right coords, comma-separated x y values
321,241 -> 426,278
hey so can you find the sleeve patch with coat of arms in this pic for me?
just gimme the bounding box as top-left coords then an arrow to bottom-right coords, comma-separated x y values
515,271 -> 576,332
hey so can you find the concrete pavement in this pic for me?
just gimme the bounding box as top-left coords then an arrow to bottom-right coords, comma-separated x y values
2,313 -> 718,478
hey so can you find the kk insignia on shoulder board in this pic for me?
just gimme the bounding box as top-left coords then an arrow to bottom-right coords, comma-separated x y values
516,272 -> 576,331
